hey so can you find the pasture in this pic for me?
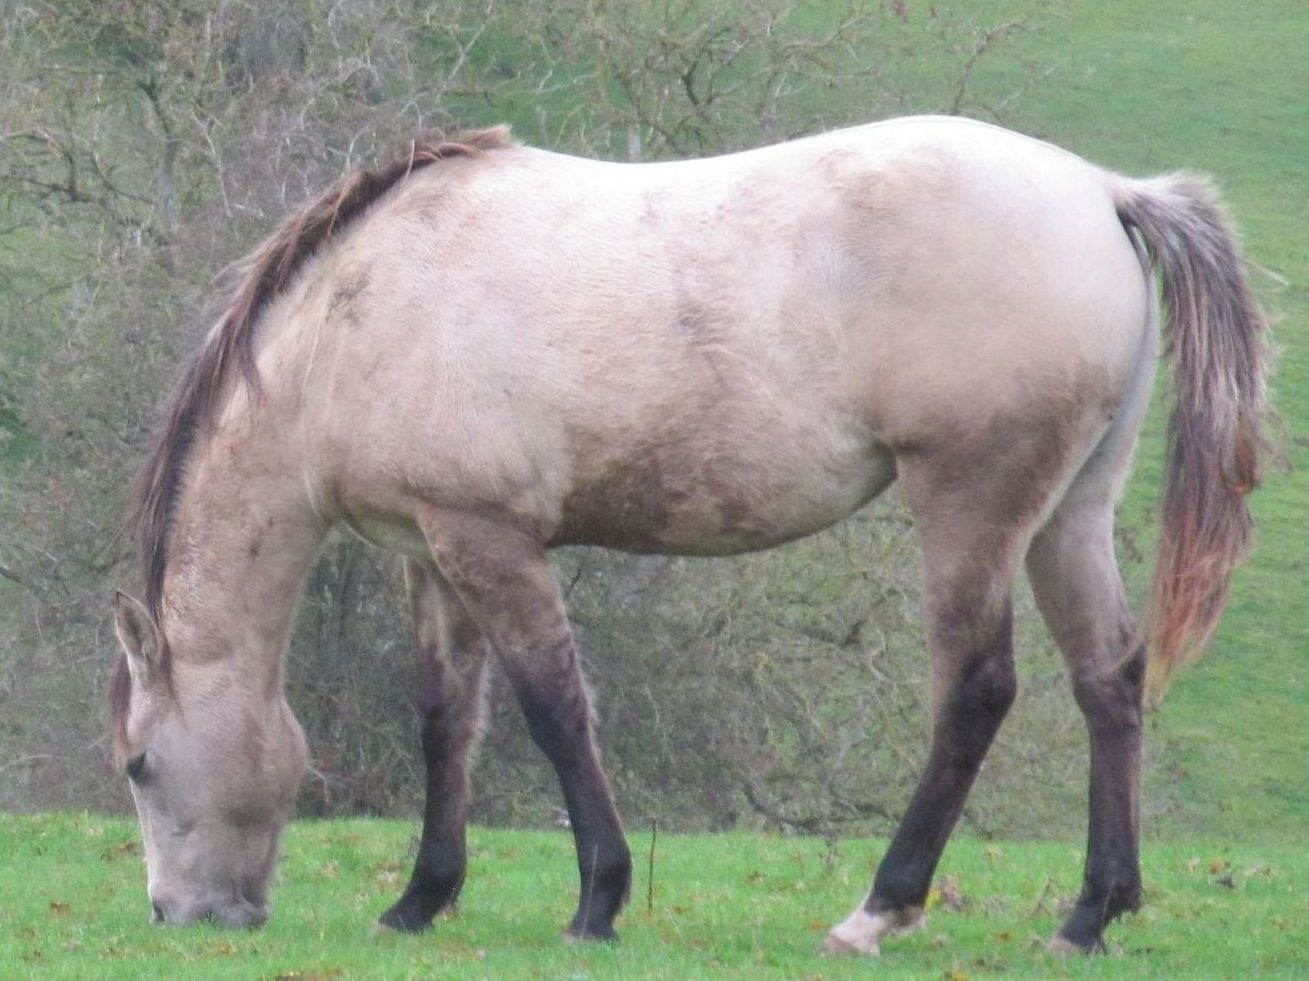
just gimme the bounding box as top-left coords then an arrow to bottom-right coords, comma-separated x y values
2,813 -> 1305,979
1,0 -> 1307,975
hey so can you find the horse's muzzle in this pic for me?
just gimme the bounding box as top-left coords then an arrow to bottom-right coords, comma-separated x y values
150,895 -> 268,929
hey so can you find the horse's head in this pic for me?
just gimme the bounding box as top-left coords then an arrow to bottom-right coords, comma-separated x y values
111,592 -> 308,928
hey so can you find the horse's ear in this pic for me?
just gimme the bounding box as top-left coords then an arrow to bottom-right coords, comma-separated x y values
114,591 -> 162,686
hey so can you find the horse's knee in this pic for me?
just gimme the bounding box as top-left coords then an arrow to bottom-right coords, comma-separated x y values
417,657 -> 484,758
504,640 -> 598,748
958,651 -> 1018,720
933,592 -> 1017,741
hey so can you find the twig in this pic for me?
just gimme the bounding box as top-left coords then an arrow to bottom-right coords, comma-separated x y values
0,561 -> 44,599
1030,875 -> 1056,917
580,841 -> 598,932
646,818 -> 657,913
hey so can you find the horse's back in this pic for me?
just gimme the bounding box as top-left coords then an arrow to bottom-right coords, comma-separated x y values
274,117 -> 1153,553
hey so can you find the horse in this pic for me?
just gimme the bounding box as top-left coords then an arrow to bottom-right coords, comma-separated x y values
108,115 -> 1267,954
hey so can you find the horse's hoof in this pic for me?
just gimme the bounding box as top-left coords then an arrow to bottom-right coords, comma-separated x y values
377,905 -> 434,934
823,909 -> 884,957
822,931 -> 880,957
1047,934 -> 1094,955
564,924 -> 618,943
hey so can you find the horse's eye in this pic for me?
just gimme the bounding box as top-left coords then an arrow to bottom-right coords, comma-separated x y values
126,753 -> 147,782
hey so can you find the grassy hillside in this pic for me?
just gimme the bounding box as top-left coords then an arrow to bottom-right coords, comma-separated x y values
988,0 -> 1309,844
3,813 -> 1306,979
2,0 -> 1303,842
791,0 -> 1308,845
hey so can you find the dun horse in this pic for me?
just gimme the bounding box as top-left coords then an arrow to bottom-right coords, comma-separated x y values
110,116 -> 1266,954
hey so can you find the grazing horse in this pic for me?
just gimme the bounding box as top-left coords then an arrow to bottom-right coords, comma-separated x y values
109,116 -> 1266,953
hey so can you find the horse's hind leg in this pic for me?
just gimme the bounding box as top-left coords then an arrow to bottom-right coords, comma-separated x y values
380,558 -> 491,932
827,456 -> 1034,956
418,510 -> 631,940
1027,489 -> 1143,952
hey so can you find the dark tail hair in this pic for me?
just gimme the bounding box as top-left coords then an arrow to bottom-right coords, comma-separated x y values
1114,174 -> 1270,702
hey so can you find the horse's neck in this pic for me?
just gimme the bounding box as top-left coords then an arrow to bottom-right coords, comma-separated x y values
159,414 -> 324,679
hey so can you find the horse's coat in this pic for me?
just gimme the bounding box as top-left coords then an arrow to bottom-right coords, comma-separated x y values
110,116 -> 1267,952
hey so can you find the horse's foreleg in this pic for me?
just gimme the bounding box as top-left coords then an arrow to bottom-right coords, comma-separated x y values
827,463 -> 1026,956
1027,501 -> 1143,952
379,558 -> 490,932
421,512 -> 631,941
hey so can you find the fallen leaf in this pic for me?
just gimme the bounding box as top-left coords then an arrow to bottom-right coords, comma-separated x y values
938,875 -> 966,911
102,840 -> 139,860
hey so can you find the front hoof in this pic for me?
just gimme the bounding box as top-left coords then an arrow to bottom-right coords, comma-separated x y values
1047,933 -> 1100,955
378,902 -> 437,933
564,922 -> 618,943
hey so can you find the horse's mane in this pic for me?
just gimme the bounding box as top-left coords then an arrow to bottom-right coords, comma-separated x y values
130,125 -> 512,622
112,127 -> 512,757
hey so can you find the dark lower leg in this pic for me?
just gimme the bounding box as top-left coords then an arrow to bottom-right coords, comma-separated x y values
869,607 -> 1017,915
1057,645 -> 1144,950
380,564 -> 487,932
509,648 -> 631,940
421,516 -> 631,939
378,690 -> 478,930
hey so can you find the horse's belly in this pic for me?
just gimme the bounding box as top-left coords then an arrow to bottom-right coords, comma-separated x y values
551,439 -> 896,555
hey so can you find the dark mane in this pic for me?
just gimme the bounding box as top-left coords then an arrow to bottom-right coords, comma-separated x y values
112,125 -> 511,752
128,125 -> 513,623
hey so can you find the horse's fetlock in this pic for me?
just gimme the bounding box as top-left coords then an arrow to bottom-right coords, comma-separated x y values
870,874 -> 930,915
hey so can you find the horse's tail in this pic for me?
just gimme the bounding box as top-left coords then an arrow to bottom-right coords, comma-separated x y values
1112,174 -> 1270,702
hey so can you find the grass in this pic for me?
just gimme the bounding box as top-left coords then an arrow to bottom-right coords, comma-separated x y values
3,813 -> 1307,980
3,3 -> 1307,975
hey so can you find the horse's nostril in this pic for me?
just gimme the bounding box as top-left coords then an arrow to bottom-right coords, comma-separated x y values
151,901 -> 165,923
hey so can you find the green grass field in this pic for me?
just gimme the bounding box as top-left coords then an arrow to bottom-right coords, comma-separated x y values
988,0 -> 1309,848
3,813 -> 1306,980
2,0 -> 1306,975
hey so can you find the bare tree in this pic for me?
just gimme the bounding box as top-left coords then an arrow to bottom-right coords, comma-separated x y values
1,0 -> 1104,833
